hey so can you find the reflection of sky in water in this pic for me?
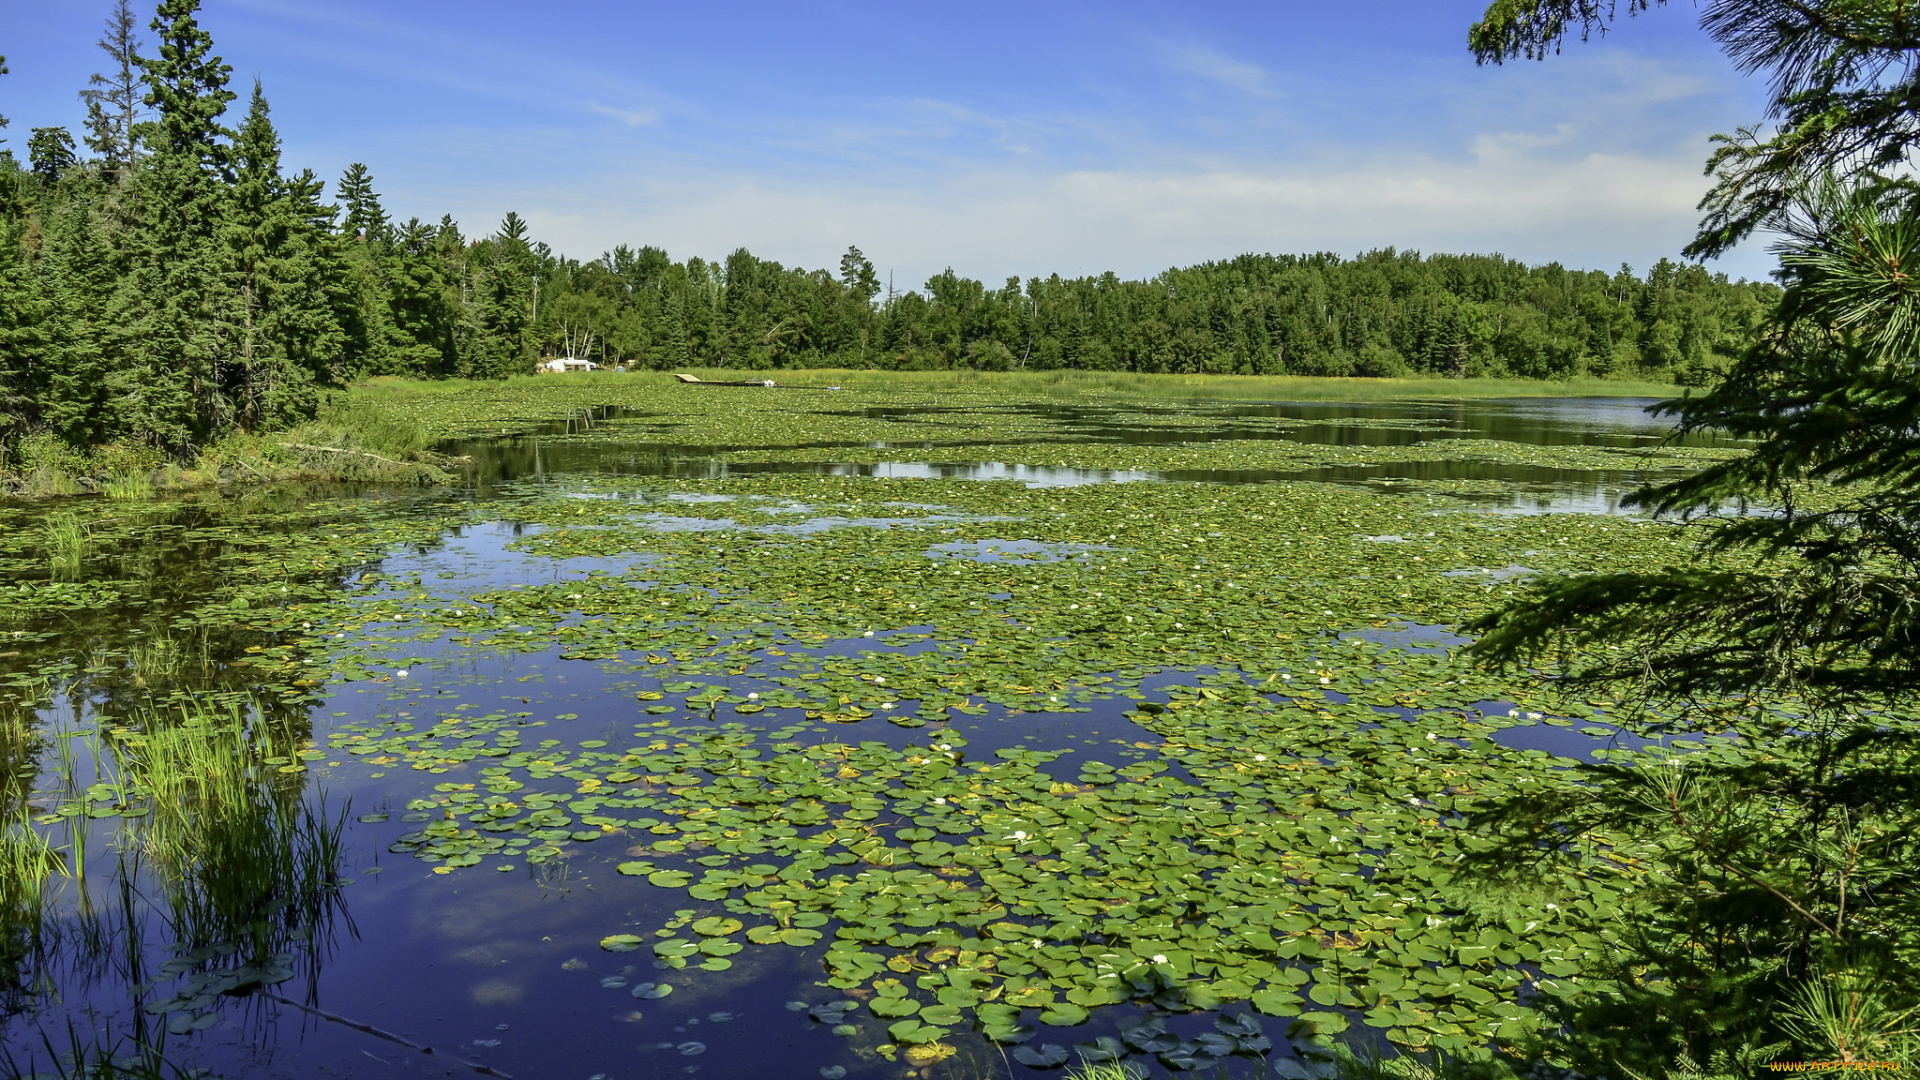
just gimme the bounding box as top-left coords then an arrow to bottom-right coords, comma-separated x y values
925,539 -> 1114,564
444,396 -> 1703,513
8,396 -> 1725,1077
358,520 -> 658,598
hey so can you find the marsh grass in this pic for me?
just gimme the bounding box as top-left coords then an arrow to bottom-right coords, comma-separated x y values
43,513 -> 88,577
1059,1064 -> 1148,1080
103,705 -> 349,962
266,401 -> 450,485
1,1020 -> 189,1080
667,366 -> 1683,401
127,634 -> 188,687
352,367 -> 1680,407
104,472 -> 153,502
0,826 -> 65,912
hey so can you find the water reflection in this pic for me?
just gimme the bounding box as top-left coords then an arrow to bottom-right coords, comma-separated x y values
442,397 -> 1700,512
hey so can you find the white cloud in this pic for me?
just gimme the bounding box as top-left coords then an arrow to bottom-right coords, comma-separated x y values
465,137 -> 1764,288
1162,43 -> 1275,97
587,103 -> 658,127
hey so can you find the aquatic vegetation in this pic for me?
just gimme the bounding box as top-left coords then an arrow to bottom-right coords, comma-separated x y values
0,381 -> 1812,1075
295,467 -> 1734,1064
43,514 -> 88,578
104,472 -> 154,502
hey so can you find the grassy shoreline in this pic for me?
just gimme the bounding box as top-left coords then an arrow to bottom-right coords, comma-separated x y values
353,368 -> 1685,403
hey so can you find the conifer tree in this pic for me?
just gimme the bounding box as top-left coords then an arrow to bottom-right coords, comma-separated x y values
27,129 -> 78,184
79,0 -> 146,175
36,198 -> 117,446
217,82 -> 348,430
337,162 -> 387,243
122,0 -> 236,446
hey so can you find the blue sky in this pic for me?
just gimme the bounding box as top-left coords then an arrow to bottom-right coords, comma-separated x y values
2,1 -> 1774,285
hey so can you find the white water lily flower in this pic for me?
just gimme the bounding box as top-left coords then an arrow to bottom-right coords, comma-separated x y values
1150,954 -> 1168,964
1030,939 -> 1044,948
881,702 -> 895,710
1174,623 -> 1182,629
1007,830 -> 1028,841
1319,676 -> 1331,684
302,623 -> 311,628
1426,732 -> 1438,740
862,630 -> 875,638
1253,754 -> 1267,762
746,693 -> 759,701
395,669 -> 409,678
1280,674 -> 1291,681
1527,712 -> 1543,720
932,797 -> 946,805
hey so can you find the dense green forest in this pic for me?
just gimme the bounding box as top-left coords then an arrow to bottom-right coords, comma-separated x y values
0,0 -> 1778,460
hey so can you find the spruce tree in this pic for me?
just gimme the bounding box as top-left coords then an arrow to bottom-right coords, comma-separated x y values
27,129 -> 79,184
37,198 -> 117,446
216,81 -> 347,430
120,0 -> 235,447
0,182 -> 49,450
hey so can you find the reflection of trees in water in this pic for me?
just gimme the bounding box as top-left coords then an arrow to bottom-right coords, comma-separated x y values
0,494 -> 364,1066
0,699 -> 353,1071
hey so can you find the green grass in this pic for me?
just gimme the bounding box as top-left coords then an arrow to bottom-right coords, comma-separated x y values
104,471 -> 153,501
43,512 -> 88,577
349,367 -> 1683,404
678,366 -> 1687,401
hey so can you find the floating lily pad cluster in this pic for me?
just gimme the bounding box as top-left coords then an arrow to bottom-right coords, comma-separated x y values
0,381 -> 1788,1072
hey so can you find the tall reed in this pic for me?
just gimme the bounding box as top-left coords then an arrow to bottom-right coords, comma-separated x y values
43,513 -> 88,578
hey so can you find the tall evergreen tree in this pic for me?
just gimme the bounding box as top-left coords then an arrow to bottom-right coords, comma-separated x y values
216,82 -> 348,431
27,128 -> 78,184
121,0 -> 237,446
35,198 -> 117,446
79,0 -> 146,175
336,162 -> 387,243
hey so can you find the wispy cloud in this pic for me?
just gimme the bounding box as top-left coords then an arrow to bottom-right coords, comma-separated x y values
588,103 -> 657,127
1162,43 -> 1275,97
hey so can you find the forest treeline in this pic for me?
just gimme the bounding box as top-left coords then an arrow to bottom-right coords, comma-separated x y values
0,0 -> 1779,460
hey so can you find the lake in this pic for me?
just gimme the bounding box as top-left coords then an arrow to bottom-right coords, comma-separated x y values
0,386 -> 1718,1079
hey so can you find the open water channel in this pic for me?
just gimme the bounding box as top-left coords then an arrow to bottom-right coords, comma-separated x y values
0,396 -> 1695,1079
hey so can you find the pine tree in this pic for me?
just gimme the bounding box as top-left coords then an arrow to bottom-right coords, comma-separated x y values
79,0 -> 146,176
337,162 -> 387,243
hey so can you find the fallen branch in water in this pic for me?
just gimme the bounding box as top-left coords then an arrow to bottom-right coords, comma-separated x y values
274,442 -> 414,468
261,992 -> 512,1078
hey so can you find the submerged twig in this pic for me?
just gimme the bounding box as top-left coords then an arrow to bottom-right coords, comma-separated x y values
262,992 -> 512,1078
